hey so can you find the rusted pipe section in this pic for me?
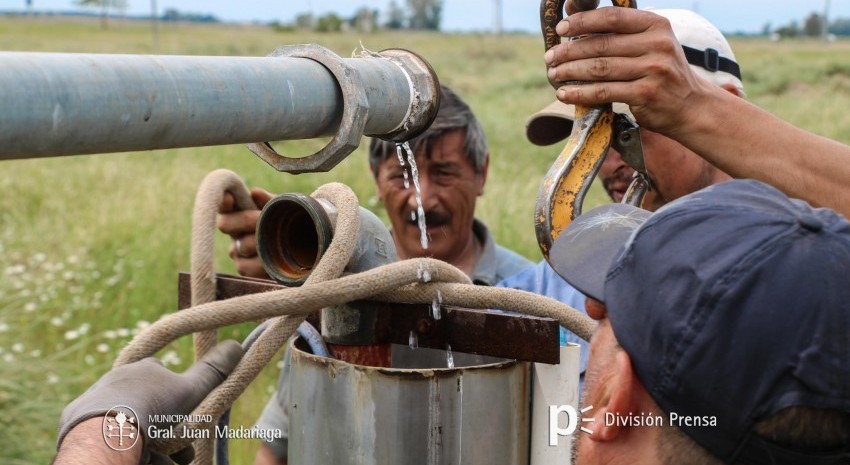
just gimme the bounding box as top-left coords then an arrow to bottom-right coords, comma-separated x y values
255,192 -> 397,365
256,193 -> 396,286
0,45 -> 439,174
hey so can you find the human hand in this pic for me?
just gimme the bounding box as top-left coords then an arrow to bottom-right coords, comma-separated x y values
218,187 -> 275,278
543,7 -> 712,136
57,340 -> 244,464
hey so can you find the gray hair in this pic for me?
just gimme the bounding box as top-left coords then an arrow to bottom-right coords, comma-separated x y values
368,84 -> 489,177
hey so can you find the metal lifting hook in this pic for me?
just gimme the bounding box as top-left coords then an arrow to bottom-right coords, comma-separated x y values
535,0 -> 649,263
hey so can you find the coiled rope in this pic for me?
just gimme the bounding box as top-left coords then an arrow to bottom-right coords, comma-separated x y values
114,169 -> 596,461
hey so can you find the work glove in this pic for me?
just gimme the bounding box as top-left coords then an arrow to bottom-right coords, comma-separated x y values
57,340 -> 244,464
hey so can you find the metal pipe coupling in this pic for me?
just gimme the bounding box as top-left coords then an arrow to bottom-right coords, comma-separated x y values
248,45 -> 440,174
255,192 -> 397,286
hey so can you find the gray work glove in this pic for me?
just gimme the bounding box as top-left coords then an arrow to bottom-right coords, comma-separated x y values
57,340 -> 244,464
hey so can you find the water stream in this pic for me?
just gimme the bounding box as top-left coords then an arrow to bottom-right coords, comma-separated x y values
431,290 -> 442,320
399,142 -> 429,250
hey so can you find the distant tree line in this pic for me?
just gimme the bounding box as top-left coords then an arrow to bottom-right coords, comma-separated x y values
288,0 -> 443,33
767,12 -> 850,39
161,8 -> 218,23
73,1 -> 218,28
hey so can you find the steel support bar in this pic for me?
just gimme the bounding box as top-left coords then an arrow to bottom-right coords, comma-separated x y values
177,273 -> 560,364
0,46 -> 439,171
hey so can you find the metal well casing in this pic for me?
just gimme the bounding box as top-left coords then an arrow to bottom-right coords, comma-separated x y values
288,342 -> 531,464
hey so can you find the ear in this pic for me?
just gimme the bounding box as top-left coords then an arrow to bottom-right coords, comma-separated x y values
720,83 -> 744,98
588,350 -> 637,443
477,154 -> 490,196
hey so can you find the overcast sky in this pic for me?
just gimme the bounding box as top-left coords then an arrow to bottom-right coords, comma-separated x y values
9,1 -> 848,34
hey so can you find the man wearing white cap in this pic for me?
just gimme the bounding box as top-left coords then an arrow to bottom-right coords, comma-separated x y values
529,8 -> 742,211
546,4 -> 850,218
498,8 -> 744,373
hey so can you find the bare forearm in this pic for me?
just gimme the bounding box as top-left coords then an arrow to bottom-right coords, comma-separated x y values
54,418 -> 142,465
680,84 -> 850,217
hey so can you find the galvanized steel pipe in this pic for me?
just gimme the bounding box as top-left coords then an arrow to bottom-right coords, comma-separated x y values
0,45 -> 439,172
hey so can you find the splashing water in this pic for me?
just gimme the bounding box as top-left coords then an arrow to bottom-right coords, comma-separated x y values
399,142 -> 429,250
409,330 -> 418,350
395,144 -> 410,189
417,263 -> 432,283
431,290 -> 442,320
446,344 -> 455,369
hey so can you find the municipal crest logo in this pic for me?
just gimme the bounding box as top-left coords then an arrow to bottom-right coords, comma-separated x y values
102,405 -> 140,451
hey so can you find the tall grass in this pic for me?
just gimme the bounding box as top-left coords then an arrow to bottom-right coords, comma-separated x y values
1,17 -> 848,463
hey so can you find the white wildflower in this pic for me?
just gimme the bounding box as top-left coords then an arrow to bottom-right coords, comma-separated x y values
24,302 -> 37,312
161,350 -> 181,367
46,373 -> 60,384
96,343 -> 110,353
51,317 -> 64,327
0,322 -> 8,333
11,343 -> 23,353
84,354 -> 95,365
64,330 -> 80,340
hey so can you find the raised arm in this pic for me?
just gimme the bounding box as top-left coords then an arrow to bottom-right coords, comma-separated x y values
545,6 -> 850,217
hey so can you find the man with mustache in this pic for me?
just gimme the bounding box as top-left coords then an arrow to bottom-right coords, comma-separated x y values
219,84 -> 531,285
219,84 -> 532,465
366,84 -> 532,283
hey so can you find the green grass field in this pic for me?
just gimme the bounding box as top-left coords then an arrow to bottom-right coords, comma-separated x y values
1,17 -> 849,464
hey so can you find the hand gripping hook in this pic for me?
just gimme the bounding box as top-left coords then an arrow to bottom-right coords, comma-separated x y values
535,0 -> 644,263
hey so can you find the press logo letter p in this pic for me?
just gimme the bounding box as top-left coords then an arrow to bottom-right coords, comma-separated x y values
549,405 -> 577,446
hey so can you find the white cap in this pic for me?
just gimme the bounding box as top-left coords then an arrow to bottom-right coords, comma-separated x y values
526,8 -> 743,146
650,8 -> 743,93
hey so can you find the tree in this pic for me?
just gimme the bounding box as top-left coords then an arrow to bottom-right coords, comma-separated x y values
775,20 -> 799,38
385,0 -> 405,29
407,0 -> 442,30
803,12 -> 824,37
295,12 -> 315,29
351,7 -> 378,32
830,18 -> 850,36
76,0 -> 128,29
316,13 -> 342,32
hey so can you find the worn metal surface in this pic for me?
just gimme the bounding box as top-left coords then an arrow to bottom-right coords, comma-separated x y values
255,193 -> 335,286
255,194 -> 397,289
535,105 -> 614,259
0,46 -> 438,172
623,175 -> 650,208
255,190 -> 398,345
176,273 -> 560,364
246,45 -> 438,173
536,0 -> 639,262
289,339 -> 531,465
328,342 -> 393,367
